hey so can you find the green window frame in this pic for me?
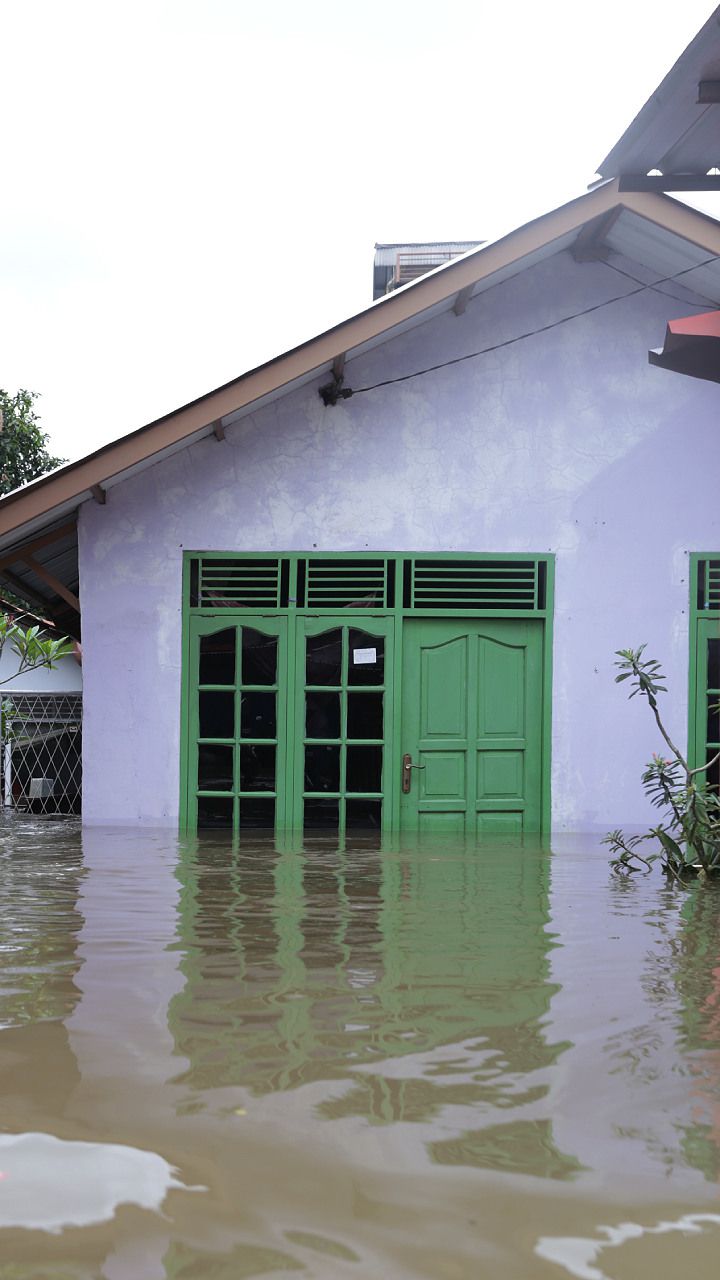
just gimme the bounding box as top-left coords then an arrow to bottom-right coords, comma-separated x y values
292,615 -> 394,837
689,555 -> 720,787
180,552 -> 555,835
186,616 -> 290,833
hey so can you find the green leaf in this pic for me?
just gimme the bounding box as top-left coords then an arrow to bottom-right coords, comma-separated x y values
655,829 -> 684,864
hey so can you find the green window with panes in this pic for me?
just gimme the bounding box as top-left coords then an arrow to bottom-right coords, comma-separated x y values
690,556 -> 720,790
181,553 -> 554,836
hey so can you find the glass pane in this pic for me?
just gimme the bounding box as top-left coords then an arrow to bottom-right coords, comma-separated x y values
240,745 -> 276,792
348,630 -> 384,685
305,744 -> 340,792
304,798 -> 340,831
706,749 -> 720,793
199,691 -> 234,739
241,692 -> 276,739
347,692 -> 383,739
306,630 -> 342,685
305,691 -> 341,739
198,796 -> 234,828
200,629 -> 236,685
707,698 -> 720,745
708,638 -> 720,691
242,628 -> 278,685
198,744 -> 233,791
346,799 -> 382,830
346,744 -> 382,793
239,798 -> 275,829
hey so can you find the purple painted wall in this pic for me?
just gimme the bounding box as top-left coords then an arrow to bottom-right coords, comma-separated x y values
78,248 -> 720,828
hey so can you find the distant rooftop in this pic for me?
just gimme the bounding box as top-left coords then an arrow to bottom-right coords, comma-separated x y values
373,241 -> 482,300
597,5 -> 720,191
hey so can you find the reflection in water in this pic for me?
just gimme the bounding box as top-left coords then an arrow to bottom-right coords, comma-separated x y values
0,1131 -> 186,1232
648,882 -> 720,1182
170,838 -> 579,1175
2,825 -> 720,1278
0,819 -> 84,1130
537,1212 -> 720,1280
429,1118 -> 586,1179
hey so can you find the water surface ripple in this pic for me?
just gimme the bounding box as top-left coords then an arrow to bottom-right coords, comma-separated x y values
0,820 -> 719,1278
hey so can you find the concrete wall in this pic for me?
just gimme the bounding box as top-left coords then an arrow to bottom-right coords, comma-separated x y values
78,247 -> 720,828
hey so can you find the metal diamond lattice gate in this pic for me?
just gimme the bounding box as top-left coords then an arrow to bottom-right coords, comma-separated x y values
0,693 -> 82,816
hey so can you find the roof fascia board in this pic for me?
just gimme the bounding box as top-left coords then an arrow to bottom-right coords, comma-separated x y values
2,183 -> 720,540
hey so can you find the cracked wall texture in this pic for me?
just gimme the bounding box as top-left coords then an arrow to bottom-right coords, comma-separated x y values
79,249 -> 720,828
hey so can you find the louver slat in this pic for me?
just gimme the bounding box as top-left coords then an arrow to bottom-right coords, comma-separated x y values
199,558 -> 281,608
411,560 -> 539,611
305,560 -> 388,609
700,559 -> 720,610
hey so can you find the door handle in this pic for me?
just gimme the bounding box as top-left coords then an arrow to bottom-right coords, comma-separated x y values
402,753 -> 426,794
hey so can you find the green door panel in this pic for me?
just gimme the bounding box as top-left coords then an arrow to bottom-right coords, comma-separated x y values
187,615 -> 289,832
292,615 -> 395,836
400,619 -> 543,835
694,618 -> 720,789
183,610 -> 547,836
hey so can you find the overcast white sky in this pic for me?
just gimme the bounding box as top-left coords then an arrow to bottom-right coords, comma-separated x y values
0,0 -> 717,462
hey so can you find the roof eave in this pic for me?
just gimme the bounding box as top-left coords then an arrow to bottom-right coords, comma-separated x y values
2,182 -> 720,545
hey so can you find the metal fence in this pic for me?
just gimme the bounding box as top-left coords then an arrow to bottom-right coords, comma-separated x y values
0,693 -> 82,816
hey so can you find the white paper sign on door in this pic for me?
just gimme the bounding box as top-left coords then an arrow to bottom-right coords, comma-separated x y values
353,648 -> 376,665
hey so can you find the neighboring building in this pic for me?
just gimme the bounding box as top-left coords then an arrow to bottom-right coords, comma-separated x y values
595,5 -> 720,194
0,601 -> 82,815
0,179 -> 718,834
373,242 -> 482,300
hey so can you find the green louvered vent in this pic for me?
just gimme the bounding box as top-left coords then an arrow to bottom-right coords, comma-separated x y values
190,554 -> 548,612
304,558 -> 391,609
698,560 -> 720,611
409,558 -> 543,610
198,557 -> 282,608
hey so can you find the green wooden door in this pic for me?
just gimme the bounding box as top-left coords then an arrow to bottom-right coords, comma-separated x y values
291,616 -> 394,835
693,618 -> 720,790
187,615 -> 289,832
399,619 -> 543,835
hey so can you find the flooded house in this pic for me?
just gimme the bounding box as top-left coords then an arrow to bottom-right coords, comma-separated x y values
0,17 -> 719,837
0,182 -> 717,836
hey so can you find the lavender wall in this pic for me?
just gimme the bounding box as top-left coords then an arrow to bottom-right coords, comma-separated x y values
78,248 -> 720,828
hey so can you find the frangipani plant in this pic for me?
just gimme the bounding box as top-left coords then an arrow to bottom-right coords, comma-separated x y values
604,646 -> 720,881
0,613 -> 75,686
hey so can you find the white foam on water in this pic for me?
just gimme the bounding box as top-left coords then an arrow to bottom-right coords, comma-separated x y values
0,1131 -> 200,1233
535,1212 -> 720,1280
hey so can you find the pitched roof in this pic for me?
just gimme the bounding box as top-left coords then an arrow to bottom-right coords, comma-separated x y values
1,179 -> 720,566
598,6 -> 720,186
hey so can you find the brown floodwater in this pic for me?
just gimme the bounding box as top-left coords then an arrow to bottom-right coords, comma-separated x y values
0,819 -> 719,1279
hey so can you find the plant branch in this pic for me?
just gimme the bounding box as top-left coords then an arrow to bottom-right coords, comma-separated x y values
647,695 -> 688,772
689,747 -> 720,778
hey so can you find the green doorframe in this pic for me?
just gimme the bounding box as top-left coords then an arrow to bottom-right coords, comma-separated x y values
688,554 -> 720,777
179,552 -> 555,835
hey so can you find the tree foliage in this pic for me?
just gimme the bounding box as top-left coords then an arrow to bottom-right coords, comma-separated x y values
0,613 -> 75,685
0,389 -> 65,495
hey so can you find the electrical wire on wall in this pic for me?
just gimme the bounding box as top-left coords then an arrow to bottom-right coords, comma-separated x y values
318,256 -> 718,406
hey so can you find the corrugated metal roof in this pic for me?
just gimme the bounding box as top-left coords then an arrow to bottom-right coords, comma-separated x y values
374,242 -> 481,266
0,519 -> 79,637
598,7 -> 720,179
604,209 -> 720,301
